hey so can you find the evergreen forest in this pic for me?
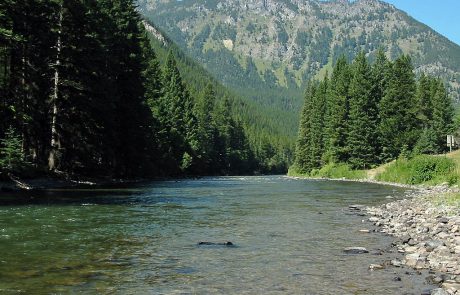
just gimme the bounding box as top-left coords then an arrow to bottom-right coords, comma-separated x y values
0,0 -> 271,178
292,50 -> 455,174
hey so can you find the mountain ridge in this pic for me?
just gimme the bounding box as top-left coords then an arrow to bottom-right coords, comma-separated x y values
138,0 -> 460,104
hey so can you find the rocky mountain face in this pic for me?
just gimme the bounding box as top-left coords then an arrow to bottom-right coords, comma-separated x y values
138,0 -> 460,109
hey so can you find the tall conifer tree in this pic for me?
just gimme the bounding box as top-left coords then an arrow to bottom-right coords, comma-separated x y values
378,55 -> 418,161
294,82 -> 317,174
324,56 -> 350,163
347,52 -> 376,169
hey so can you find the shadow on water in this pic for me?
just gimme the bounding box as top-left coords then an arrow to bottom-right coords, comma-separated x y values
0,176 -> 242,206
0,181 -> 176,206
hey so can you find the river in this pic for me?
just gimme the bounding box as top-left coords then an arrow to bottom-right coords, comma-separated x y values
0,176 -> 435,294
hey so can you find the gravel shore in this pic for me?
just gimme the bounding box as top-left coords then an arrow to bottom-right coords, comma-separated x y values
364,185 -> 460,295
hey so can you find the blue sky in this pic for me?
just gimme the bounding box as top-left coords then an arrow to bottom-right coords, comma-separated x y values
382,0 -> 460,46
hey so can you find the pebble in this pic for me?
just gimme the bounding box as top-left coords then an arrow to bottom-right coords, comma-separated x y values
391,259 -> 402,267
369,264 -> 384,270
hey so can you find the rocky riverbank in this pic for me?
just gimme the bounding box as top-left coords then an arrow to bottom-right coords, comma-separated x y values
364,185 -> 460,295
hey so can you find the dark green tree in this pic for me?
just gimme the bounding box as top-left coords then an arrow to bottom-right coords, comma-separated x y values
293,83 -> 316,174
414,127 -> 438,155
307,79 -> 328,170
370,48 -> 390,157
346,52 -> 377,169
194,84 -> 218,173
378,55 -> 418,161
416,73 -> 433,126
324,55 -> 350,163
0,126 -> 26,171
160,52 -> 199,174
431,79 -> 454,151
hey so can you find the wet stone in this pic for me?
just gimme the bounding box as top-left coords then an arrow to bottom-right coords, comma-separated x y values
343,247 -> 369,254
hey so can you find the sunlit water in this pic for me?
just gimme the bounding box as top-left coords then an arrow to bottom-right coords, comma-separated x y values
0,176 -> 435,294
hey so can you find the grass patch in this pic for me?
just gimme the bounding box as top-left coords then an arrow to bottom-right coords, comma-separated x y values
376,155 -> 457,185
311,163 -> 366,179
288,163 -> 365,180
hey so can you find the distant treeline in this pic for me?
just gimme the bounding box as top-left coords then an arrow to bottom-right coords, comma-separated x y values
292,50 -> 454,174
0,0 -> 258,178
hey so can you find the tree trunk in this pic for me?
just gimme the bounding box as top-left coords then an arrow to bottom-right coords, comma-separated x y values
48,2 -> 63,171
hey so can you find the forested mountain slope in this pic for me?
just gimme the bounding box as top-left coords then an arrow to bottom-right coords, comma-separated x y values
143,21 -> 293,172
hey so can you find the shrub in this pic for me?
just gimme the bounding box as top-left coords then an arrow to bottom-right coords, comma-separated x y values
376,155 -> 456,185
0,127 -> 28,172
408,155 -> 454,184
311,163 -> 365,179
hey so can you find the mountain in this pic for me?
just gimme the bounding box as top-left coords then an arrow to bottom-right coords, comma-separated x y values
138,0 -> 460,110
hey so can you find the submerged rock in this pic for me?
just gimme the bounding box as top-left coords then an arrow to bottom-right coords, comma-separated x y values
343,247 -> 369,254
198,241 -> 234,247
349,204 -> 365,210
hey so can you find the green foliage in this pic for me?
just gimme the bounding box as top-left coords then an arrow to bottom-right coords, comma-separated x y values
346,52 -> 377,169
379,55 -> 418,161
0,127 -> 27,171
310,163 -> 366,180
293,51 -> 454,177
376,155 -> 456,185
324,55 -> 350,163
413,128 -> 438,155
293,82 -> 317,174
0,0 -> 262,178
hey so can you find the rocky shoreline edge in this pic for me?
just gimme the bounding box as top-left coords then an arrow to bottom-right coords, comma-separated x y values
351,184 -> 460,295
287,175 -> 460,294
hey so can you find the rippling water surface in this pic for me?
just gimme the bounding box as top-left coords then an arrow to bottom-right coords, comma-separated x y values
0,176 -> 434,294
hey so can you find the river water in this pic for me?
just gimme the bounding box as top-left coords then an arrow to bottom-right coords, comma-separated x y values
0,176 -> 435,294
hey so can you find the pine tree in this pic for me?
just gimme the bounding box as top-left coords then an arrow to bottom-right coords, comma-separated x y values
324,55 -> 350,163
378,55 -> 418,161
194,84 -> 218,174
431,79 -> 454,151
294,82 -> 317,174
347,52 -> 377,169
370,48 -> 390,158
416,74 -> 433,126
295,78 -> 328,172
414,127 -> 438,155
160,52 -> 199,174
310,78 -> 327,169
144,50 -> 163,112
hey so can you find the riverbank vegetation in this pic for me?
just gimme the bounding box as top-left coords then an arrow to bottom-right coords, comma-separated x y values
291,50 -> 455,184
375,155 -> 457,185
0,0 -> 289,179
